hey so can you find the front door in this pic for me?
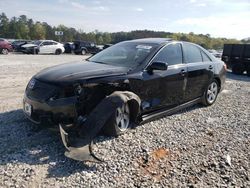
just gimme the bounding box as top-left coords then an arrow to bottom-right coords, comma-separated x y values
130,43 -> 187,113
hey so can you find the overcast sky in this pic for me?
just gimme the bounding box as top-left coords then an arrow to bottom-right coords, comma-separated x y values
0,0 -> 249,39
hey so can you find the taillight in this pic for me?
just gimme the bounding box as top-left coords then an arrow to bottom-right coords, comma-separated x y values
223,63 -> 227,70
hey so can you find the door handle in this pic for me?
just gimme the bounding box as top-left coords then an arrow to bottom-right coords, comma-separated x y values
180,69 -> 186,76
208,65 -> 213,70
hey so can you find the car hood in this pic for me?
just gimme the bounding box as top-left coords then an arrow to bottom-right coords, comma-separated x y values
35,61 -> 129,84
22,44 -> 37,48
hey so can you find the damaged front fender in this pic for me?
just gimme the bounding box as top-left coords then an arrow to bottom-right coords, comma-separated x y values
59,91 -> 141,162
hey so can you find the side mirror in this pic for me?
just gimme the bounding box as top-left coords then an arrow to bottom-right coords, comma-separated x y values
149,61 -> 168,71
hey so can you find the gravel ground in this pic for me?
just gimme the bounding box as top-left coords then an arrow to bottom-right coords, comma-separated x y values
0,54 -> 249,188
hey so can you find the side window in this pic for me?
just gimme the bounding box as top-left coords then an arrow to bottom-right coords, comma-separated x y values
183,43 -> 202,63
153,43 -> 183,66
42,42 -> 51,46
201,50 -> 212,62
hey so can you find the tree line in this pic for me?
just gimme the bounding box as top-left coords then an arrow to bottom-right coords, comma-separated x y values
0,12 -> 244,49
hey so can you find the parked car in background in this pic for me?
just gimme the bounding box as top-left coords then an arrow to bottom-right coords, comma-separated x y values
11,40 -> 32,52
103,43 -> 113,50
222,44 -> 250,76
208,49 -> 222,58
73,41 -> 101,55
0,38 -> 13,54
21,40 -> 65,55
64,42 -> 74,53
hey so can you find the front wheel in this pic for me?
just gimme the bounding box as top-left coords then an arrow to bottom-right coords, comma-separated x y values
202,80 -> 219,106
102,102 -> 131,136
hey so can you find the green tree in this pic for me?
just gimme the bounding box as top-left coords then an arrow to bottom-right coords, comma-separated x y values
30,22 -> 46,39
0,13 -> 9,37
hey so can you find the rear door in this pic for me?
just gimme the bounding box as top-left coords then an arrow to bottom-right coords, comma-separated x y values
182,42 -> 214,102
48,42 -> 58,53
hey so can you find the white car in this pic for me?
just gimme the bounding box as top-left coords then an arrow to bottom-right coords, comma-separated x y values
22,40 -> 65,55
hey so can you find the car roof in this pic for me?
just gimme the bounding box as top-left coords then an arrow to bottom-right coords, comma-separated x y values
128,38 -> 173,44
39,40 -> 57,42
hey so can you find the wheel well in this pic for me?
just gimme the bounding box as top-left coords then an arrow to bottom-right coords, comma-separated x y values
214,77 -> 221,91
127,99 -> 140,123
81,48 -> 88,52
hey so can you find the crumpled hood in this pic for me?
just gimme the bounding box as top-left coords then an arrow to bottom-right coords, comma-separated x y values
22,44 -> 38,48
35,61 -> 129,84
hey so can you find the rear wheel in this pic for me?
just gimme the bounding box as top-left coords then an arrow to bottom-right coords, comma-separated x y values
202,80 -> 219,106
55,49 -> 62,55
102,102 -> 131,136
1,48 -> 9,55
232,63 -> 245,75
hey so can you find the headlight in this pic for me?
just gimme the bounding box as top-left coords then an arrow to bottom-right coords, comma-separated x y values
27,78 -> 36,90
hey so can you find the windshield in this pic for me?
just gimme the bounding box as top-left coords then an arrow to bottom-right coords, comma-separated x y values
88,42 -> 158,68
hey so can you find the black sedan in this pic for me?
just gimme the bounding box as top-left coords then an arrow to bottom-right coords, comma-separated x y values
23,38 -> 226,137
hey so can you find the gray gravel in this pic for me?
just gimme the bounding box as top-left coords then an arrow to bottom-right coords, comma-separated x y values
0,54 -> 250,187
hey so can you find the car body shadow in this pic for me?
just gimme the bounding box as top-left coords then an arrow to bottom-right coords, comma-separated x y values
226,72 -> 250,82
0,109 -> 114,178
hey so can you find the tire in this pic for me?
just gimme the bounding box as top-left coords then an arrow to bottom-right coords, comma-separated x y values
202,80 -> 219,106
55,49 -> 62,55
231,63 -> 245,75
1,48 -> 9,55
102,102 -> 131,136
81,49 -> 86,55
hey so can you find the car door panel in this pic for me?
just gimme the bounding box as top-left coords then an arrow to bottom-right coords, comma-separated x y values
160,64 -> 187,108
129,42 -> 187,113
39,42 -> 48,54
182,43 -> 214,102
128,71 -> 164,113
185,62 -> 214,101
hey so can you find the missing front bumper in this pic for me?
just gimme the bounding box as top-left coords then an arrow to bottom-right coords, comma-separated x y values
59,124 -> 102,162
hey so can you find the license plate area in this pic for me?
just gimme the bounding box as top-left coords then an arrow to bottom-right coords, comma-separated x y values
24,102 -> 32,116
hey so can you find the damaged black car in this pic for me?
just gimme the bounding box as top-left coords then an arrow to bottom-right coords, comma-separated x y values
23,38 -> 226,161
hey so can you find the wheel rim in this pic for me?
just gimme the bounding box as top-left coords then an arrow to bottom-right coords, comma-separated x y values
81,50 -> 86,55
115,103 -> 130,131
2,49 -> 8,54
207,82 -> 218,104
